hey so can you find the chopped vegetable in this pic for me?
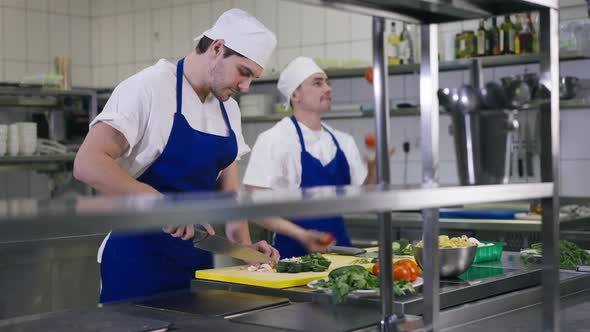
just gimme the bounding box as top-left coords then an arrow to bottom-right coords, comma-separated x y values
522,240 -> 590,270
276,253 -> 331,273
316,265 -> 415,304
247,263 -> 274,272
393,239 -> 413,256
350,257 -> 371,265
393,280 -> 415,297
415,235 -> 476,249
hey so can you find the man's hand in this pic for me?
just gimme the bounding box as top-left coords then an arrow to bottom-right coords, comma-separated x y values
248,240 -> 280,264
163,224 -> 215,241
298,230 -> 335,253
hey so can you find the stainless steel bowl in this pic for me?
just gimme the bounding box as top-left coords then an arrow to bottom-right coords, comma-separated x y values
413,245 -> 477,278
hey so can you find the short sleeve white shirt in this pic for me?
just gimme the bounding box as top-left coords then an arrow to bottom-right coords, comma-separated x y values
91,59 -> 250,179
243,117 -> 367,189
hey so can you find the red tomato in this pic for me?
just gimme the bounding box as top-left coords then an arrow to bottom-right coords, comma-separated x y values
319,233 -> 334,246
372,262 -> 380,276
395,260 -> 419,282
365,133 -> 376,149
393,265 -> 411,282
365,66 -> 373,85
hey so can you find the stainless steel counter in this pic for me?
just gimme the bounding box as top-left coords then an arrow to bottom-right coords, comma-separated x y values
0,235 -> 103,319
189,252 -> 590,331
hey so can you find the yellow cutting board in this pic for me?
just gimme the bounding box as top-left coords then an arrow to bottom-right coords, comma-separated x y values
195,254 -> 373,289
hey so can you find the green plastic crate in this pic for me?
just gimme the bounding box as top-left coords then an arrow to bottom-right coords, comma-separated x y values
473,242 -> 506,263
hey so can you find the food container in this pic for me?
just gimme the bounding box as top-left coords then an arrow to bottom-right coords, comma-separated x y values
413,245 -> 477,278
473,242 -> 506,264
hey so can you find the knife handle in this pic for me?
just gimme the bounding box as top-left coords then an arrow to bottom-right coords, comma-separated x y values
193,224 -> 209,242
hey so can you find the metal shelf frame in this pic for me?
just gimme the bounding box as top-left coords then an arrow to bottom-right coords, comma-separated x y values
252,51 -> 587,84
0,87 -> 99,121
295,1 -> 560,330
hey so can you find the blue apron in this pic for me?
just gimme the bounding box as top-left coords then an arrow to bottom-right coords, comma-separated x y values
99,58 -> 238,303
273,116 -> 352,258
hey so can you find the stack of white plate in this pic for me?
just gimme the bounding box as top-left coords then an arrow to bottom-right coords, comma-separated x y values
17,122 -> 37,156
0,124 -> 7,157
7,124 -> 19,156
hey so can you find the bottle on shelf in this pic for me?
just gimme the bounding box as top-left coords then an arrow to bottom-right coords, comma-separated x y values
455,32 -> 464,59
519,13 -> 534,54
490,17 -> 502,56
514,14 -> 523,55
464,30 -> 476,58
477,18 -> 488,57
531,12 -> 540,54
387,22 -> 401,66
399,22 -> 414,65
501,15 -> 515,54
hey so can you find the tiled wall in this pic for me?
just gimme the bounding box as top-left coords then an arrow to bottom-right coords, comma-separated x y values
87,0 -> 376,87
0,0 -> 92,86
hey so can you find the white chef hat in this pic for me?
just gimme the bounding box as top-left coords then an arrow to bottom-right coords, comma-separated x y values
277,57 -> 325,107
194,8 -> 277,69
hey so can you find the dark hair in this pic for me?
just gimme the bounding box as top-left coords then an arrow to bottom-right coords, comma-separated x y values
195,36 -> 245,58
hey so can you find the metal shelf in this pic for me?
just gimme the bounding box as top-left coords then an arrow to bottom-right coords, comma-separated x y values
0,154 -> 76,166
241,99 -> 590,123
253,51 -> 588,84
0,182 -> 552,243
0,87 -> 97,98
0,86 -> 99,120
292,0 -> 556,23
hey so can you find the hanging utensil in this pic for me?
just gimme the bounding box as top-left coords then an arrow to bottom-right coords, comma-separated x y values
507,80 -> 532,109
438,87 -> 458,112
480,81 -> 508,110
456,85 -> 481,113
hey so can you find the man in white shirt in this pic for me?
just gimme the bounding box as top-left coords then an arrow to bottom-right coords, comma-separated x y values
74,9 -> 279,303
243,57 -> 377,258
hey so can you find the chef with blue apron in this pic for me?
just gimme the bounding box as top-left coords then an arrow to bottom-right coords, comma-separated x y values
74,9 -> 279,303
243,57 -> 377,258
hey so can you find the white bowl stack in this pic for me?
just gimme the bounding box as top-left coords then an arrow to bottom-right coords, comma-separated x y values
17,122 -> 37,156
0,125 -> 7,157
7,124 -> 19,156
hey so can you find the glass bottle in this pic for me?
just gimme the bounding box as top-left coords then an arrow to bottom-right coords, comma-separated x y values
490,17 -> 502,56
477,19 -> 487,56
387,22 -> 401,66
399,22 -> 414,64
501,15 -> 515,54
514,14 -> 523,55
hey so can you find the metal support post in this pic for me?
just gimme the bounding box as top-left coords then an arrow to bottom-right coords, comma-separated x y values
539,7 -> 560,332
372,15 -> 396,332
420,23 -> 440,331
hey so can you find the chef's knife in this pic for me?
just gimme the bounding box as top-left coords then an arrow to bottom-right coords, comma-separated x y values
326,246 -> 367,256
193,225 -> 274,265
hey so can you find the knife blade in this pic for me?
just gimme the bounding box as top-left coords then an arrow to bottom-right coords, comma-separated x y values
193,225 -> 274,265
325,246 -> 367,256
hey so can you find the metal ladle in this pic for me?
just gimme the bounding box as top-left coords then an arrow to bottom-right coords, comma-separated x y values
480,81 -> 508,110
456,85 -> 481,113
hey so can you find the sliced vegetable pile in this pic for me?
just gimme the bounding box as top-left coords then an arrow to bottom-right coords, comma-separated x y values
521,240 -> 590,270
415,235 -> 476,249
315,264 -> 416,304
276,253 -> 332,273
